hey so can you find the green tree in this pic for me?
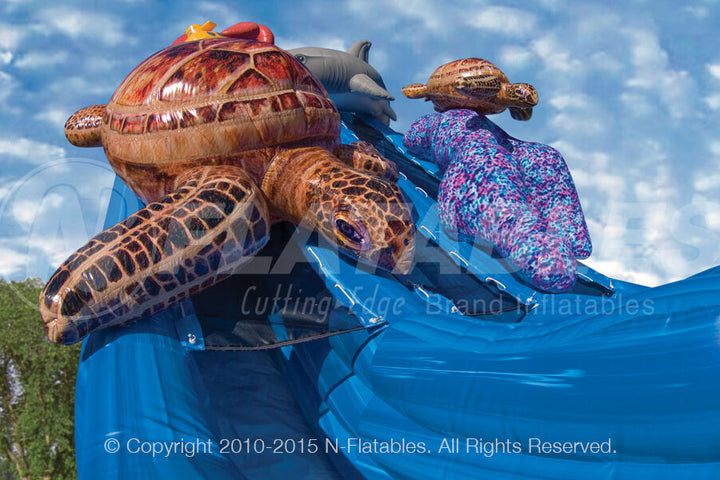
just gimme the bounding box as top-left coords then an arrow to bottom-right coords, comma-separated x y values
0,279 -> 80,480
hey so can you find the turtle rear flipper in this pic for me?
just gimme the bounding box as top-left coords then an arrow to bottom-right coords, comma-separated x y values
509,107 -> 533,121
40,165 -> 270,344
401,83 -> 429,99
453,74 -> 502,98
64,105 -> 106,147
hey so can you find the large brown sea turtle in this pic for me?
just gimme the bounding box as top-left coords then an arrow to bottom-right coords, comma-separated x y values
42,37 -> 415,344
402,58 -> 538,120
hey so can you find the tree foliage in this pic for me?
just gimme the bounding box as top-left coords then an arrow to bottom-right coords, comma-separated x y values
0,279 -> 80,480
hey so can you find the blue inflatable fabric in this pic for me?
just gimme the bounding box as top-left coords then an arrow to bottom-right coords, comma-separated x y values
75,114 -> 720,479
75,177 -> 360,480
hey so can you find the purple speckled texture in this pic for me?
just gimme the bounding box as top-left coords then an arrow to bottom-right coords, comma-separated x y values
404,109 -> 592,292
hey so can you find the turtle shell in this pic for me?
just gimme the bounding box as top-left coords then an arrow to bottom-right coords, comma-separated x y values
426,58 -> 509,114
101,38 -> 340,202
428,58 -> 507,90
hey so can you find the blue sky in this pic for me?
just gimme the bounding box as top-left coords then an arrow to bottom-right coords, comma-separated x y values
1,0 -> 719,286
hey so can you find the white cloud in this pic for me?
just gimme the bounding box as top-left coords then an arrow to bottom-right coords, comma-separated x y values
83,55 -> 123,73
368,47 -> 390,73
0,138 -> 66,164
684,6 -> 710,19
0,22 -> 26,51
551,141 -> 613,171
0,71 -> 18,109
587,51 -> 623,72
405,54 -> 457,84
0,52 -> 12,65
709,141 -> 720,156
570,168 -> 623,194
549,94 -> 589,110
0,160 -> 115,280
619,91 -> 655,117
14,50 -> 69,69
195,2 -> 242,23
345,0 -> 452,34
583,257 -> 664,286
550,112 -> 605,136
276,35 -> 347,52
11,193 -> 65,229
693,151 -> 720,192
465,7 -> 537,36
531,34 -> 583,72
34,107 -> 71,130
0,245 -> 31,279
705,64 -> 720,108
693,172 -> 720,192
48,75 -> 117,98
0,182 -> 11,202
624,31 -> 668,88
704,94 -> 720,109
537,0 -> 567,11
547,128 -> 710,286
623,29 -> 694,118
36,8 -> 127,46
498,45 -> 534,68
575,147 -> 720,286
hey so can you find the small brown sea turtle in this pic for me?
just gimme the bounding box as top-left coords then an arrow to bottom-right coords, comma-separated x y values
42,37 -> 415,344
402,58 -> 538,120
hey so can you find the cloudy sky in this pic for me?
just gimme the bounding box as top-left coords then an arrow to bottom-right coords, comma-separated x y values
1,0 -> 719,287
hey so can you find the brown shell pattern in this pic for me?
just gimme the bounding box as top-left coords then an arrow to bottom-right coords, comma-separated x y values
430,58 -> 508,87
100,38 -> 341,203
107,38 -> 335,134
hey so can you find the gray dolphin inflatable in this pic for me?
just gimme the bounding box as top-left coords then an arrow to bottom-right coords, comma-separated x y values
288,40 -> 398,125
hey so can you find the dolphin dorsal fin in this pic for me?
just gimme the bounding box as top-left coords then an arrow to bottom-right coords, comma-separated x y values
347,40 -> 372,63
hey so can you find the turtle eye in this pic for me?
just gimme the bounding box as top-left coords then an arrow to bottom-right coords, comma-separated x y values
334,217 -> 370,250
294,54 -> 306,64
336,219 -> 362,243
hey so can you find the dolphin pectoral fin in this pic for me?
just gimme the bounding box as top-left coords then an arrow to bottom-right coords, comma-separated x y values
348,73 -> 395,100
377,114 -> 391,126
383,101 -> 398,122
347,40 -> 372,62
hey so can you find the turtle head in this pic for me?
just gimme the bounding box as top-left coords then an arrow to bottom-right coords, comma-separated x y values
319,174 -> 415,274
501,82 -> 538,107
263,147 -> 415,274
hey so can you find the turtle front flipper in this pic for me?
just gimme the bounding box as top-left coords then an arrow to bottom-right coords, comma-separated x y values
334,141 -> 399,181
509,107 -> 533,121
40,165 -> 270,344
401,83 -> 429,99
453,74 -> 502,98
64,105 -> 106,147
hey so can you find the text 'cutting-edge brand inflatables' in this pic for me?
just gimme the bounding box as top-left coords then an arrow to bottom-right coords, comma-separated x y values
40,24 -> 414,344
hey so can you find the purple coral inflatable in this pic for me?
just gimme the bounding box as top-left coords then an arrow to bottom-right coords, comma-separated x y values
404,109 -> 591,292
